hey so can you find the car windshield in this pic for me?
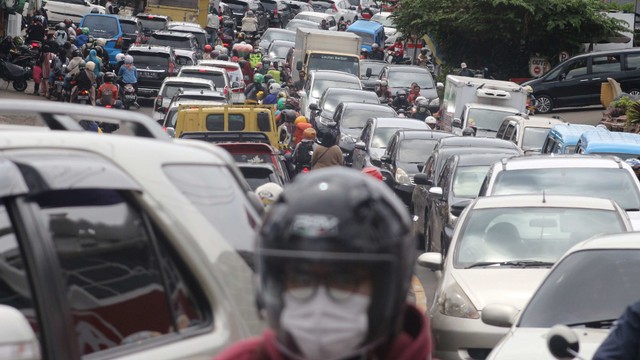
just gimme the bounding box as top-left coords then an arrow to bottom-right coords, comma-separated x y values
240,167 -> 277,190
492,168 -> 640,211
453,207 -> 625,269
148,36 -> 192,50
360,62 -> 386,77
398,139 -> 437,163
350,31 -> 375,46
180,71 -> 226,88
342,108 -> 394,129
519,249 -> 640,328
311,2 -> 330,11
287,20 -> 318,31
269,44 -> 292,59
138,18 -> 167,31
170,29 -> 206,49
308,54 -> 360,77
120,22 -> 138,34
372,127 -> 403,149
322,93 -> 376,113
452,165 -> 489,198
522,127 -> 550,151
83,16 -> 120,39
263,30 -> 295,43
176,55 -> 194,66
371,14 -> 393,27
162,83 -> 211,98
388,70 -> 434,89
311,79 -> 360,98
129,53 -> 169,68
467,108 -> 515,133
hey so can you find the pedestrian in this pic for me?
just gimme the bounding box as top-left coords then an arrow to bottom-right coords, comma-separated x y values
206,8 -> 220,45
214,166 -> 432,360
294,70 -> 305,91
311,127 -> 343,170
458,62 -> 475,77
40,45 -> 55,97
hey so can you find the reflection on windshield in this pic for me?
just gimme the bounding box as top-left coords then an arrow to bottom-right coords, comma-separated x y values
342,108 -> 394,129
138,18 -> 167,31
492,168 -> 640,210
84,17 -> 119,38
129,53 -> 169,67
148,37 -> 191,50
522,127 -> 550,150
264,31 -> 295,43
311,79 -> 360,98
454,207 -> 625,268
372,127 -> 400,149
360,62 -> 386,77
519,250 -> 640,328
180,71 -> 226,88
398,139 -> 437,163
323,93 -> 376,113
467,109 -> 515,131
350,31 -> 375,46
269,44 -> 292,59
452,165 -> 489,198
388,71 -> 434,89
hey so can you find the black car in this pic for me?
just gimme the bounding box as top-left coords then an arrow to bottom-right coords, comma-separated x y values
333,102 -> 397,166
166,22 -> 208,51
411,137 -> 523,251
380,129 -> 453,206
117,16 -> 142,50
360,59 -> 386,91
260,0 -> 294,27
312,88 -> 380,126
147,31 -> 202,58
135,13 -> 172,43
378,64 -> 442,112
126,44 -> 177,98
222,0 -> 270,32
426,153 -> 518,257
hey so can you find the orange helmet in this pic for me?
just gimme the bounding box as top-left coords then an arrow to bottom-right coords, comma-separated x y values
295,116 -> 307,125
204,44 -> 212,53
302,127 -> 316,140
361,166 -> 383,181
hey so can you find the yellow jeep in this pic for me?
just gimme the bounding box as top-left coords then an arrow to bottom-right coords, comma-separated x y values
173,104 -> 282,149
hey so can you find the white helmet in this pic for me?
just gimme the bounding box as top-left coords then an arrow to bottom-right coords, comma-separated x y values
115,53 -> 125,62
269,82 -> 281,94
255,183 -> 283,208
415,96 -> 427,103
124,55 -> 133,64
425,116 -> 437,127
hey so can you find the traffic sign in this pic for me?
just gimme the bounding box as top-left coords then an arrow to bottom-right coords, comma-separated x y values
559,51 -> 569,62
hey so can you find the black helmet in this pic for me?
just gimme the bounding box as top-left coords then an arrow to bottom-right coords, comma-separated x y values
55,22 -> 66,30
224,20 -> 234,28
218,54 -> 229,61
396,89 -> 407,98
315,126 -> 337,147
416,98 -> 429,113
256,167 -> 414,354
95,45 -> 103,56
281,109 -> 297,123
104,72 -> 116,83
264,73 -> 273,83
72,49 -> 81,57
462,127 -> 476,137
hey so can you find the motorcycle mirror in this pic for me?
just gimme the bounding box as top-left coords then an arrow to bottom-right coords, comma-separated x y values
547,325 -> 580,360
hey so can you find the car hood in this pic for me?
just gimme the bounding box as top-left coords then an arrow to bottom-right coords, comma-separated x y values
370,147 -> 386,160
475,128 -> 499,138
453,269 -> 548,311
341,127 -> 362,138
490,328 -> 609,360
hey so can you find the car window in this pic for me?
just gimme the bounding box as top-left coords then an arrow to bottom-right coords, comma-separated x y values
205,113 -> 245,130
180,70 -> 227,88
592,55 -> 621,74
322,92 -> 377,112
0,203 -> 39,338
388,70 -> 434,89
240,167 -> 277,190
162,83 -> 211,98
398,139 -> 437,163
522,127 -> 550,151
137,17 -> 168,31
311,78 -> 360,98
626,53 -> 640,70
341,107 -> 394,129
176,55 -> 194,66
120,22 -> 138,34
564,58 -> 588,80
34,189 -> 207,356
82,16 -> 120,39
371,127 -> 400,149
148,35 -> 192,50
127,52 -> 169,67
452,165 -> 489,198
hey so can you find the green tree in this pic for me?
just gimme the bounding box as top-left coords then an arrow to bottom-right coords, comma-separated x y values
392,0 -> 626,78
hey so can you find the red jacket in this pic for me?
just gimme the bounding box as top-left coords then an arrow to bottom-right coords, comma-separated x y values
214,305 -> 433,360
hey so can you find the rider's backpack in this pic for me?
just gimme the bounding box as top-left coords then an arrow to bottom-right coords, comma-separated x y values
295,140 -> 314,167
100,84 -> 115,105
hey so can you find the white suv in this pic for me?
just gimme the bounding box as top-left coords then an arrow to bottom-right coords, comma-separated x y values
478,155 -> 640,229
44,0 -> 105,24
315,0 -> 358,22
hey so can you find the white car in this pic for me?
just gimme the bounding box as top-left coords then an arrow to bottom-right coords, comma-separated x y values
315,0 -> 358,22
292,11 -> 338,31
418,194 -> 632,360
178,65 -> 233,102
495,115 -> 565,154
478,154 -> 640,229
153,76 -> 215,119
197,59 -> 246,103
44,0 -> 105,24
299,70 -> 362,117
370,11 -> 398,46
486,232 -> 640,360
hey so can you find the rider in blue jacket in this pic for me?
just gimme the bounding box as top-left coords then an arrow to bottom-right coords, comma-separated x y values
593,300 -> 640,360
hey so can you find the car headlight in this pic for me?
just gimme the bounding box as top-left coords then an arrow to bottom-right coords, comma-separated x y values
395,167 -> 411,185
429,98 -> 440,107
438,282 -> 479,319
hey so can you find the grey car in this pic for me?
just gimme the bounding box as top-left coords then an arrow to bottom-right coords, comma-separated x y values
377,64 -> 443,113
258,28 -> 296,50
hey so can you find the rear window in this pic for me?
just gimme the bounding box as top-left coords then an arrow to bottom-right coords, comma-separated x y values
181,70 -> 227,88
148,35 -> 192,50
137,17 -> 168,31
170,29 -> 206,48
176,55 -> 194,66
240,167 -> 276,190
206,114 -> 245,130
128,52 -> 169,67
162,83 -> 211,98
225,1 -> 249,11
261,1 -> 277,11
82,16 -> 120,39
120,22 -> 138,34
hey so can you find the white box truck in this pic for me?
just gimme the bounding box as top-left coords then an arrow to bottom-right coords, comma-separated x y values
440,75 -> 528,136
292,28 -> 362,83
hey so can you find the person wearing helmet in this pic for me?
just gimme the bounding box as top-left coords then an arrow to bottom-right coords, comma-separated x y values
461,127 -> 476,137
206,8 -> 220,45
320,18 -> 329,30
263,82 -> 281,104
391,89 -> 411,112
114,52 -> 125,74
387,37 -> 405,63
523,85 -> 537,114
26,15 -> 46,43
267,61 -> 281,83
370,42 -> 384,60
425,116 -> 438,130
241,10 -> 258,38
360,47 -> 369,60
221,20 -> 235,46
203,44 -> 213,59
293,116 -> 312,146
96,72 -> 122,109
276,97 -> 287,114
75,28 -> 88,47
291,126 -> 316,174
376,80 -> 392,104
71,60 -> 96,105
245,73 -> 267,104
85,48 -> 102,78
216,167 -> 430,360
254,182 -> 283,210
47,47 -> 69,98
412,97 -> 431,121
311,127 -> 343,170
117,55 -> 139,108
54,22 -> 68,46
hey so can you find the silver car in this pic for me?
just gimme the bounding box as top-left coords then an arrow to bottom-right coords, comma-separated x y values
418,194 -> 632,360
486,232 -> 640,360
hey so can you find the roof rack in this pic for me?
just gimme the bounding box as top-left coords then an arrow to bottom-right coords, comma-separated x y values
0,100 -> 169,141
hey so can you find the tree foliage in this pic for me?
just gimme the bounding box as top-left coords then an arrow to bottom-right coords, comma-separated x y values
392,0 -> 627,78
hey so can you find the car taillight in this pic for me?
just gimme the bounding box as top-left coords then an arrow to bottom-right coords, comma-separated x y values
168,61 -> 175,75
302,167 -> 309,173
155,95 -> 162,107
358,4 -> 362,11
115,36 -> 123,49
274,8 -> 278,15
224,85 -> 229,95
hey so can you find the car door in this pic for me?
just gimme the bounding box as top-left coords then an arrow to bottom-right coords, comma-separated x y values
279,1 -> 293,25
255,2 -> 269,30
412,152 -> 436,238
352,120 -> 371,169
547,57 -> 592,108
381,133 -> 397,174
590,54 -> 622,104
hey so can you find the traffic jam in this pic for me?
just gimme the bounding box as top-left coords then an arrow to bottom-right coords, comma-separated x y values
0,0 -> 639,358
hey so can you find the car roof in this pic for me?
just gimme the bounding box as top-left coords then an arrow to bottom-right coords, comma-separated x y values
361,59 -> 387,65
502,115 -> 565,128
162,77 -> 214,85
312,70 -> 360,81
548,124 -> 597,144
455,153 -> 515,167
341,102 -> 393,111
472,195 -> 617,211
498,154 -> 625,170
175,89 -> 226,97
288,19 -> 318,24
439,146 -> 521,158
467,103 -> 520,113
167,21 -> 202,28
438,136 -> 520,150
295,11 -> 334,19
180,65 -> 227,73
396,129 -> 453,141
375,118 -> 429,129
152,31 -> 195,38
579,130 -> 640,154
264,28 -> 294,35
166,25 -> 206,34
128,44 -> 172,53
117,16 -> 138,22
387,65 -> 431,73
136,13 -> 171,20
198,60 -> 241,69
564,47 -> 640,60
568,232 -> 640,253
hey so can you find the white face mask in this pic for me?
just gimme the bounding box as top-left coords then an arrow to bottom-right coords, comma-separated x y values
280,286 -> 370,360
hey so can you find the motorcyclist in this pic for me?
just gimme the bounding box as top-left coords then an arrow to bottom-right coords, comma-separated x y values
75,27 -> 89,47
387,37 -> 404,63
48,48 -> 68,96
294,70 -> 305,92
117,54 -> 140,108
26,16 -> 46,43
63,49 -> 84,93
311,127 -> 343,170
293,116 -> 311,145
425,116 -> 437,130
214,166 -> 431,360
54,22 -> 68,46
411,96 -> 431,121
263,82 -> 281,105
320,19 -> 329,30
85,48 -> 102,79
71,60 -> 96,105
64,19 -> 75,38
221,20 -> 235,46
241,10 -> 258,39
360,47 -> 369,60
81,35 -> 95,58
417,48 -> 431,67
376,80 -> 392,104
113,52 -> 125,75
245,73 -> 267,104
391,89 -> 411,111
96,72 -> 122,109
593,300 -> 640,360
338,19 -> 347,31
203,44 -> 214,59
291,127 -> 316,174
370,43 -> 384,60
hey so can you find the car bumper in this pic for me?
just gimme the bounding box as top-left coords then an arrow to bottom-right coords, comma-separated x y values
137,87 -> 158,98
431,310 -> 508,360
394,183 -> 414,206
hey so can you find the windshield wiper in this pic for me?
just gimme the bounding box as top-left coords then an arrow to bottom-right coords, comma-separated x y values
465,260 -> 554,269
474,128 -> 497,132
625,208 -> 640,211
567,319 -> 616,329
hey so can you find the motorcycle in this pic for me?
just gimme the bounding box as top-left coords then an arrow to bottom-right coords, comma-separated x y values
0,57 -> 30,92
75,88 -> 91,105
49,69 -> 66,102
121,83 -> 137,110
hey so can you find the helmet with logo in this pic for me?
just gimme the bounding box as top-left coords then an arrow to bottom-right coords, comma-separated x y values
256,167 -> 414,360
13,36 -> 23,47
254,73 -> 264,84
255,182 -> 283,209
82,27 -> 90,35
269,82 -> 281,94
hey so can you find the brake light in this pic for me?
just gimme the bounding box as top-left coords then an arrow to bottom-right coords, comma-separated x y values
274,8 -> 278,15
147,15 -> 155,19
224,85 -> 229,95
198,69 -> 206,72
115,36 -> 123,49
302,167 -> 309,173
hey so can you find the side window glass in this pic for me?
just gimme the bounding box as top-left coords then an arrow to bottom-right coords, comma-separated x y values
0,202 -> 39,337
35,190 -> 207,356
564,59 -> 588,80
437,161 -> 449,188
592,55 -> 621,74
510,125 -> 518,143
228,114 -> 245,130
424,155 -> 435,179
504,124 -> 515,140
626,53 -> 640,70
496,121 -> 508,139
206,114 -> 225,131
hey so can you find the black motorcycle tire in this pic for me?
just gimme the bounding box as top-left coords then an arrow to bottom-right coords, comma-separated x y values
12,80 -> 27,92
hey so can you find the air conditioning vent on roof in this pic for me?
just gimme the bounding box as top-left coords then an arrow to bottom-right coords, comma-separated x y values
476,88 -> 511,99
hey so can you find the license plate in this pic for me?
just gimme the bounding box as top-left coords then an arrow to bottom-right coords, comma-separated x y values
138,72 -> 155,78
125,94 -> 136,99
54,81 -> 64,86
77,95 -> 89,100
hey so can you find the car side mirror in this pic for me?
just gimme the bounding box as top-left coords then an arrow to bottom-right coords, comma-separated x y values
481,304 -> 518,328
437,82 -> 444,89
309,103 -> 319,111
0,305 -> 41,360
380,154 -> 391,163
452,118 -> 462,129
417,252 -> 442,271
428,186 -> 443,199
547,325 -> 580,360
413,173 -> 432,186
296,60 -> 302,71
366,67 -> 372,78
451,199 -> 472,217
354,141 -> 366,150
165,127 -> 176,138
559,73 -> 566,81
156,119 -> 164,125
379,168 -> 395,188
